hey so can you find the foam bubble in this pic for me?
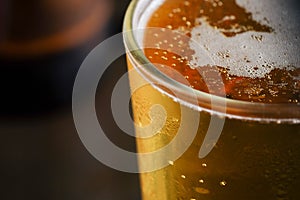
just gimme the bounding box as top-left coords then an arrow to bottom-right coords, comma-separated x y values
189,0 -> 300,78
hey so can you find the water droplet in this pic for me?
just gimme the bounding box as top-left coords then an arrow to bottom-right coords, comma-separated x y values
172,8 -> 181,13
171,117 -> 179,122
220,180 -> 227,187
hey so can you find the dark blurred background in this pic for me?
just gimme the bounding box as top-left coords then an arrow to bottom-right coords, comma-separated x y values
0,0 -> 141,199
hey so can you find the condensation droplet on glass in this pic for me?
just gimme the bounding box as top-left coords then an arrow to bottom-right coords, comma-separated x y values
168,160 -> 174,165
220,180 -> 227,187
172,117 -> 179,122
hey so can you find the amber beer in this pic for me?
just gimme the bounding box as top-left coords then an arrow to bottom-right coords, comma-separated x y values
124,0 -> 300,199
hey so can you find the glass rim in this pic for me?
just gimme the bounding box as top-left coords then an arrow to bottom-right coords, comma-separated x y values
123,0 -> 300,123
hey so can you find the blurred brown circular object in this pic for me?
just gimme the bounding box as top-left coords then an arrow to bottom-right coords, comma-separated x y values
0,0 -> 112,57
0,0 -> 114,114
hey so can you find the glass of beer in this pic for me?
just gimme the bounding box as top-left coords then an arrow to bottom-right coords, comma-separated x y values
123,0 -> 300,199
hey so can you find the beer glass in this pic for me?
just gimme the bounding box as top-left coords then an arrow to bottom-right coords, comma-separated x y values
123,0 -> 300,199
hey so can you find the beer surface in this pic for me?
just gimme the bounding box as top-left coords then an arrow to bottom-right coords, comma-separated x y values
144,0 -> 300,103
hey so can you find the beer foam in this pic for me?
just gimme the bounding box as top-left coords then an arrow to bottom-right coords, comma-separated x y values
189,0 -> 300,78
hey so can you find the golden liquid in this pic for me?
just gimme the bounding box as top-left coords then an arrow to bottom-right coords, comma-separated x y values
143,0 -> 299,104
127,59 -> 300,200
126,0 -> 300,199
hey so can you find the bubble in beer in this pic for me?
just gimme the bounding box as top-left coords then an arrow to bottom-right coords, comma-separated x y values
199,179 -> 204,184
184,1 -> 190,7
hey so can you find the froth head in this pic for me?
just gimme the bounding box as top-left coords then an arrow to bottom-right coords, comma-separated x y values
189,0 -> 300,78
